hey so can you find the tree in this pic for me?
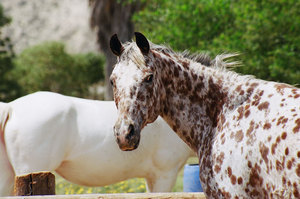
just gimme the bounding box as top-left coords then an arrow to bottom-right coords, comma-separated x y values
134,0 -> 300,86
12,41 -> 105,98
0,3 -> 22,102
90,0 -> 143,100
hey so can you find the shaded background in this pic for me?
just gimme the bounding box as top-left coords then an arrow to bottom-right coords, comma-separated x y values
0,0 -> 299,103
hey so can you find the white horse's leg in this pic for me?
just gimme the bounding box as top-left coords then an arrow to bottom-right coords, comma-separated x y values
0,143 -> 14,196
146,170 -> 178,192
145,177 -> 154,192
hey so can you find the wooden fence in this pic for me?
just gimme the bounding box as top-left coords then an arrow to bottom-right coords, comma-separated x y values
4,192 -> 206,199
10,171 -> 206,199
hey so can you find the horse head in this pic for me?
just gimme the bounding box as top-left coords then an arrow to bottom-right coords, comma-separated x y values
110,33 -> 162,151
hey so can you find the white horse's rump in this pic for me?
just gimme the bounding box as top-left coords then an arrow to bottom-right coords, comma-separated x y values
0,103 -> 14,196
0,92 -> 195,196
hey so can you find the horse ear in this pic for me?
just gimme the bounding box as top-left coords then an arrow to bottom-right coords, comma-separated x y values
135,32 -> 150,55
110,34 -> 124,56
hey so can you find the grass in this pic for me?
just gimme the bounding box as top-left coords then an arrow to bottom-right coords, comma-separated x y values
55,157 -> 198,194
56,176 -> 146,194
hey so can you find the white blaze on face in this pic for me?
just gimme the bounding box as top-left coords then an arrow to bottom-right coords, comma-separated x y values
111,55 -> 148,151
113,58 -> 145,95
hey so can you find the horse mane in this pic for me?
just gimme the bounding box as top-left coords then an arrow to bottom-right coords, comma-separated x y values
150,43 -> 241,69
121,41 -> 241,69
150,43 -> 212,66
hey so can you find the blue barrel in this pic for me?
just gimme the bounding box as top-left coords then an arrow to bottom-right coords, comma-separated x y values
183,164 -> 203,192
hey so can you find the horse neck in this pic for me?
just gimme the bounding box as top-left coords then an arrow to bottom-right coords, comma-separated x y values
151,51 -> 258,153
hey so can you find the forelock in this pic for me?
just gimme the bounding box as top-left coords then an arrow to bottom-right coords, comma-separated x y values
119,42 -> 146,69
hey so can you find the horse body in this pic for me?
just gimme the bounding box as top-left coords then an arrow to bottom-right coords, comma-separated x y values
205,79 -> 300,198
0,91 -> 194,196
110,33 -> 300,198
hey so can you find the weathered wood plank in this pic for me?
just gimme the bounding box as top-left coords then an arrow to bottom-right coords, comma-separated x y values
14,172 -> 55,196
4,192 -> 206,199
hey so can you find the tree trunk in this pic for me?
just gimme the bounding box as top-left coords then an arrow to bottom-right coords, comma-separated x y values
90,0 -> 143,100
104,52 -> 116,99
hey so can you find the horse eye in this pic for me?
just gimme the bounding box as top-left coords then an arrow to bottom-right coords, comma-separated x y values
144,74 -> 153,83
110,79 -> 114,86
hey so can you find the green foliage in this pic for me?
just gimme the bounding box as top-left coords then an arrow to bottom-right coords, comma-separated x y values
134,0 -> 235,52
0,4 -> 22,102
134,0 -> 300,86
13,41 -> 105,97
0,4 -> 10,27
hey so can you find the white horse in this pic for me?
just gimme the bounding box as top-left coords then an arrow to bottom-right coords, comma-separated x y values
0,91 -> 195,196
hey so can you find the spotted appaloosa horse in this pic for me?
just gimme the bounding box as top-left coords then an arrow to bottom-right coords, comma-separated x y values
109,32 -> 300,198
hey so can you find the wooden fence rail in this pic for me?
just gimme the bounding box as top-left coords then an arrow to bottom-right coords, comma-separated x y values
3,192 -> 206,199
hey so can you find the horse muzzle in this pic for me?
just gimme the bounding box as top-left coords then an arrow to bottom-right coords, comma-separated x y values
114,123 -> 141,151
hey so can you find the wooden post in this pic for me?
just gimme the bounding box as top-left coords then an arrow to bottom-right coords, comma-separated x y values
14,171 -> 55,196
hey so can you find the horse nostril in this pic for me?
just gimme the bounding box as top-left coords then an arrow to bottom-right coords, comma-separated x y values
126,124 -> 135,140
114,126 -> 120,136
